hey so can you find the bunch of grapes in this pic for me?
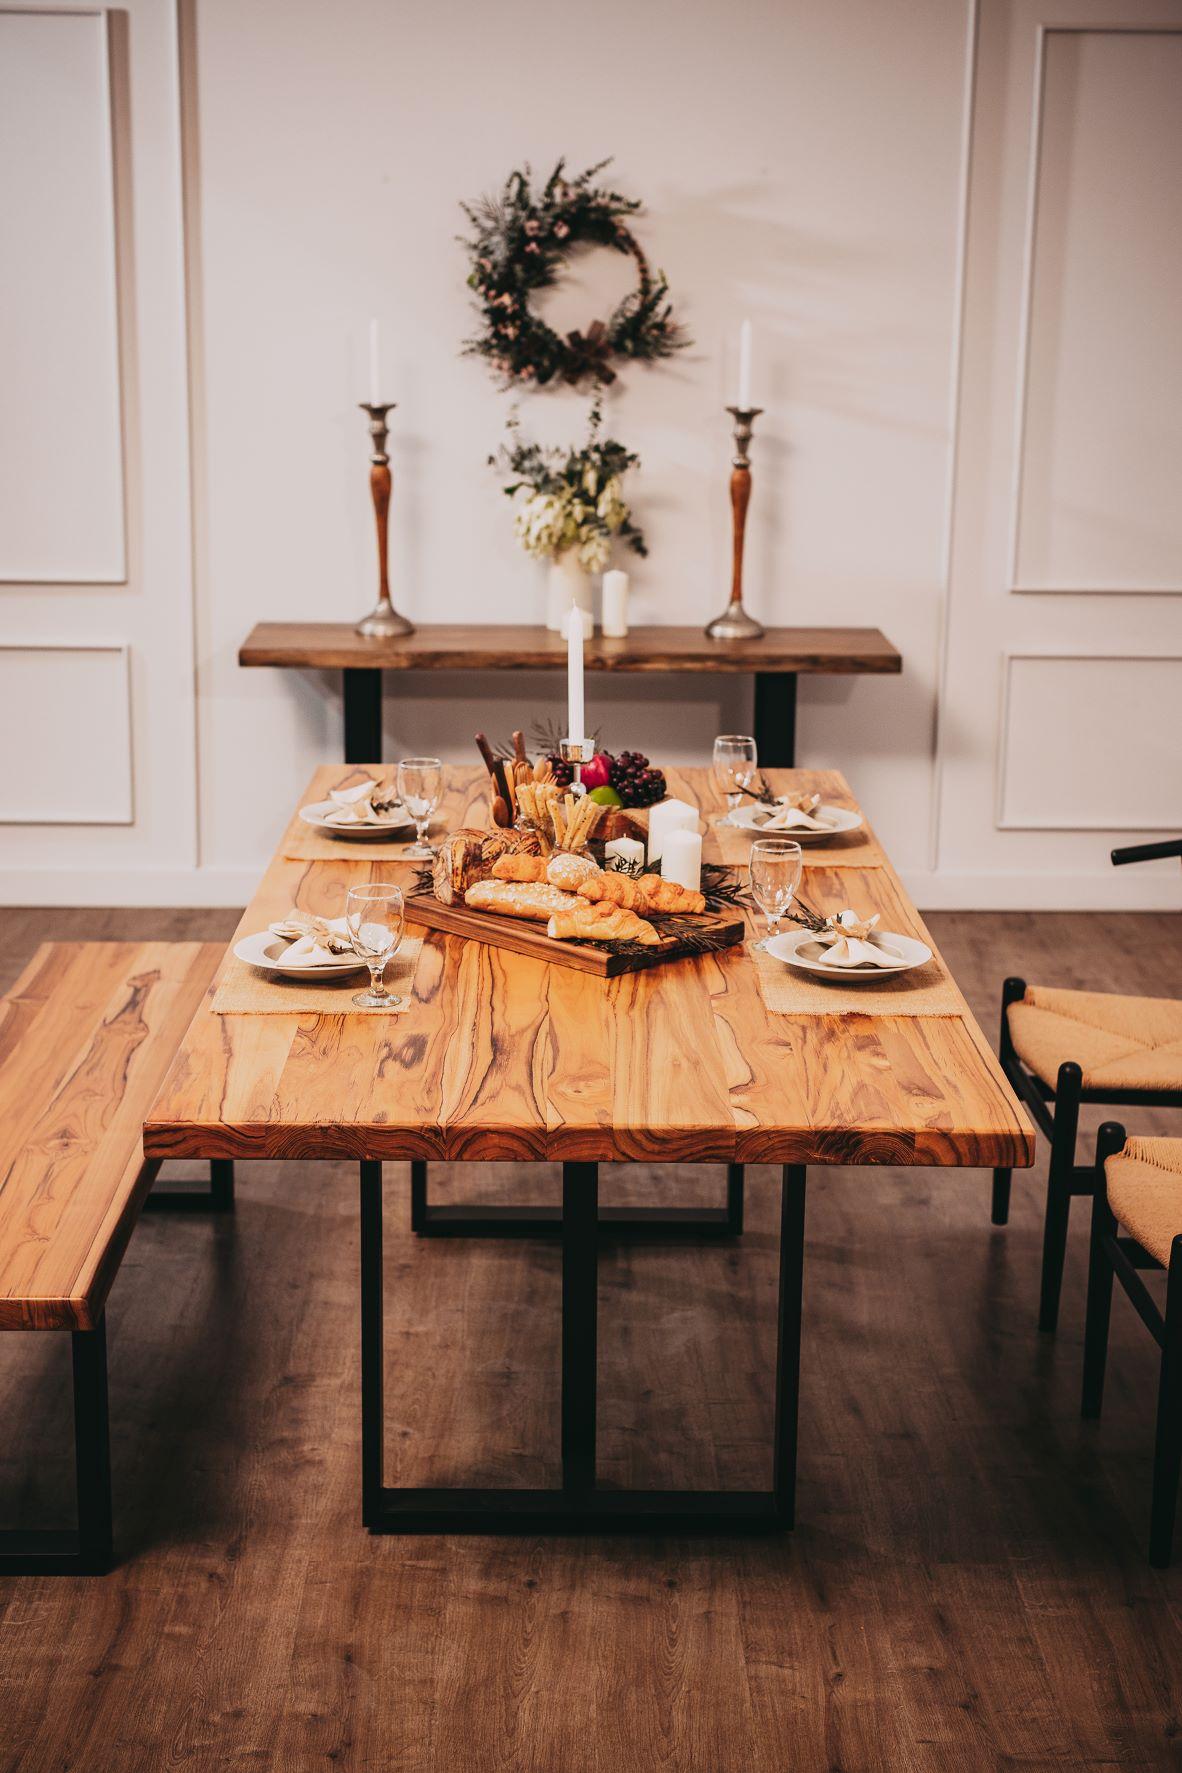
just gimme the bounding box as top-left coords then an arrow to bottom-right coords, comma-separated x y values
545,751 -> 575,788
609,750 -> 666,808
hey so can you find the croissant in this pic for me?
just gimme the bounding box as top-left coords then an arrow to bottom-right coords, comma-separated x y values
547,903 -> 661,945
491,852 -> 548,883
576,871 -> 647,911
636,875 -> 707,915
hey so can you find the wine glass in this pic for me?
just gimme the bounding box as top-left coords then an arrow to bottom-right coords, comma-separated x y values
748,839 -> 803,952
396,756 -> 443,860
712,734 -> 758,822
345,883 -> 406,1009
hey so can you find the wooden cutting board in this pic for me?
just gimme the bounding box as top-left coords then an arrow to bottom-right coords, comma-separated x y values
404,894 -> 746,976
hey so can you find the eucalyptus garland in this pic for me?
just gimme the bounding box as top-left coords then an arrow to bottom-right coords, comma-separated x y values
460,158 -> 687,389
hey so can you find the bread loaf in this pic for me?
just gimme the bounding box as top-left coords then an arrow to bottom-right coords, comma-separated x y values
432,828 -> 539,904
491,853 -> 549,884
464,880 -> 579,922
546,852 -> 600,891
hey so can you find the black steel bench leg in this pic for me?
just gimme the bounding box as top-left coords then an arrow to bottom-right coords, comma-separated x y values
409,1159 -> 746,1242
774,1165 -> 807,1527
0,1314 -> 113,1575
143,1158 -> 235,1213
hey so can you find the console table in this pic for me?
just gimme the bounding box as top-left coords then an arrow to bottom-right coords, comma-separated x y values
238,623 -> 902,766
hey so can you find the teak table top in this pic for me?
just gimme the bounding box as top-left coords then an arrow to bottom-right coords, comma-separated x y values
238,623 -> 902,677
143,767 -> 1033,1169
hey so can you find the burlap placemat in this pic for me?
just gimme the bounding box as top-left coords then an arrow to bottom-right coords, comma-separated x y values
708,814 -> 885,870
750,939 -> 962,1017
279,809 -> 429,863
212,934 -> 424,1014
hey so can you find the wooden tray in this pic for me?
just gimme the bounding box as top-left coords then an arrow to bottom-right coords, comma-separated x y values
405,894 -> 745,976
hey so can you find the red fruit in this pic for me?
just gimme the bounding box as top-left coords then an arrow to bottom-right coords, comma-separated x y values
579,752 -> 613,790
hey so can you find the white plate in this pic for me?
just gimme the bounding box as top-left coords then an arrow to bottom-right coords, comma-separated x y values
299,798 -> 414,839
729,803 -> 863,842
765,928 -> 932,979
233,930 -> 365,979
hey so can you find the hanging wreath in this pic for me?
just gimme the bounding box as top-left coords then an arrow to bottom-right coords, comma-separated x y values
460,158 -> 688,389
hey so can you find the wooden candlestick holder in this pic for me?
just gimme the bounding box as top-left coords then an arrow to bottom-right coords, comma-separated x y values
355,402 -> 414,639
704,405 -> 765,641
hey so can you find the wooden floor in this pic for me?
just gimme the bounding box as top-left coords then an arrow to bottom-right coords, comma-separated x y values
1,906 -> 1181,1771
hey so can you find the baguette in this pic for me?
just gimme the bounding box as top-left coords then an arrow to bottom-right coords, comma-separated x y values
464,880 -> 580,922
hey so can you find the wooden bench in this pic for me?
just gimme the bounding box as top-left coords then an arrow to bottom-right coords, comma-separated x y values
0,941 -> 226,1574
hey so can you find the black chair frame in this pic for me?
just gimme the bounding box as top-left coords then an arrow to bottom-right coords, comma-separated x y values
1082,1122 -> 1182,1568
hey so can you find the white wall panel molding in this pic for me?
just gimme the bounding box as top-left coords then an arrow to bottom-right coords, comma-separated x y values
0,7 -> 128,584
996,651 -> 1182,830
1008,24 -> 1182,595
0,642 -> 133,823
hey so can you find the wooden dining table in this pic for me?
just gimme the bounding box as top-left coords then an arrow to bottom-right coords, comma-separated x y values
144,764 -> 1033,1537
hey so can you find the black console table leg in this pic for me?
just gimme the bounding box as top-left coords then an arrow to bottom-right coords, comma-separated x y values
344,668 -> 383,764
753,671 -> 797,768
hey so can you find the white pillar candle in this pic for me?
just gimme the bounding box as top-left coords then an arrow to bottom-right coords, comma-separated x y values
662,828 -> 703,893
566,602 -> 586,744
646,797 -> 698,866
368,317 -> 380,403
604,836 -> 644,874
737,318 -> 752,408
601,569 -> 629,638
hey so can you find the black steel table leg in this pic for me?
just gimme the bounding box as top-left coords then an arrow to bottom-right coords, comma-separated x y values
361,1161 -> 806,1535
343,667 -> 383,763
562,1162 -> 598,1492
753,670 -> 797,767
0,1314 -> 113,1575
411,1161 -> 746,1241
143,1157 -> 235,1213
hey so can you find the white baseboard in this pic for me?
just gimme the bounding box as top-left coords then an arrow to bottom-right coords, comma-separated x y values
0,864 -> 258,909
0,861 -> 1176,914
902,867 -> 1180,912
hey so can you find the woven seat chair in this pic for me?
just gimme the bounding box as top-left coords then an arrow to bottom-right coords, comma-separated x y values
991,838 -> 1182,1333
1082,1129 -> 1182,1567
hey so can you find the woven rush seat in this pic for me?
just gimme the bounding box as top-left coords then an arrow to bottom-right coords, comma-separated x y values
1007,986 -> 1182,1093
1105,1137 -> 1182,1269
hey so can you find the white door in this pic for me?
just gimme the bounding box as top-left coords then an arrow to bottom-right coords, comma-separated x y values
936,0 -> 1182,908
0,3 -> 197,901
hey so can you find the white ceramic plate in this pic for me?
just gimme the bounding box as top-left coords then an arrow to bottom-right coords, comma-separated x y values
299,798 -> 414,839
233,930 -> 364,980
729,803 -> 863,842
765,927 -> 932,979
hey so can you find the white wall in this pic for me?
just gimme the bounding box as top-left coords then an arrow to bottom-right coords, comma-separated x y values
1,0 -> 1179,909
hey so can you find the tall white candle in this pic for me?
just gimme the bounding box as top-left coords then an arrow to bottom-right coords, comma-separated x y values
647,798 -> 698,865
368,317 -> 380,403
566,602 -> 586,743
662,828 -> 703,893
601,569 -> 629,638
737,318 -> 752,409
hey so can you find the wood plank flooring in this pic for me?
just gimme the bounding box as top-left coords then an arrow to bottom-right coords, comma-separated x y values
1,906 -> 1180,1771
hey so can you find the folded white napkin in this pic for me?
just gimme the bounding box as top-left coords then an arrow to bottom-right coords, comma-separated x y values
268,913 -> 354,966
749,795 -> 836,833
325,779 -> 403,826
814,911 -> 904,969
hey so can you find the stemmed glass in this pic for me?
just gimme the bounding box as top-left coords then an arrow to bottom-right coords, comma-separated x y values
748,839 -> 803,952
345,883 -> 406,1009
396,756 -> 443,860
712,734 -> 758,822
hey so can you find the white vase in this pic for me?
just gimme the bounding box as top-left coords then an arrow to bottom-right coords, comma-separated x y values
546,549 -> 595,633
